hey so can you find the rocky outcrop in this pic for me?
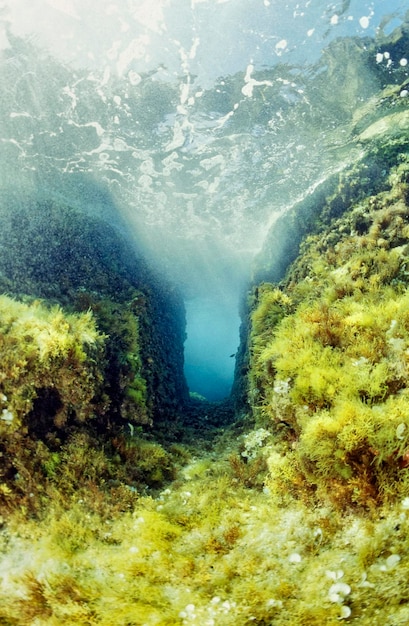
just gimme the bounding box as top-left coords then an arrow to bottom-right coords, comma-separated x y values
0,192 -> 189,429
244,88 -> 409,508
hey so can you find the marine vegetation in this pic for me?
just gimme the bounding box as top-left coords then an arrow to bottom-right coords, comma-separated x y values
3,29 -> 409,626
250,156 -> 409,509
2,155 -> 409,626
0,295 -> 104,435
0,197 -> 189,426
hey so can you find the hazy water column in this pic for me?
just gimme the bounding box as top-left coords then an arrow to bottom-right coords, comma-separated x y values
184,296 -> 240,401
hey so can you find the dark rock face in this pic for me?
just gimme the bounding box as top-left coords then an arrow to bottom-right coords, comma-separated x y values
0,193 -> 189,427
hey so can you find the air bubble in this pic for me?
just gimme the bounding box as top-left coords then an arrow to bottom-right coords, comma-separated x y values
359,16 -> 370,29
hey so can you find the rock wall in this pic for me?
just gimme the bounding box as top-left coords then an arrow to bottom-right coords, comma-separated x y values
0,193 -> 189,430
243,95 -> 409,508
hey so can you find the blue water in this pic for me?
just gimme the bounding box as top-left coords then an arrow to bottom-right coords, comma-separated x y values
184,297 -> 240,401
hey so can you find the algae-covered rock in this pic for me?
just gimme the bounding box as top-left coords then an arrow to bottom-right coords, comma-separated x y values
248,145 -> 409,509
358,109 -> 409,143
0,194 -> 189,426
0,194 -> 189,512
0,296 -> 104,436
0,296 -> 110,512
4,13 -> 409,626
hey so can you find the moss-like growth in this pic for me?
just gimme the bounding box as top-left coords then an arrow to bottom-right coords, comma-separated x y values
0,197 -> 189,427
4,17 -> 409,626
4,430 -> 409,626
249,159 -> 409,508
0,295 -> 104,435
80,295 -> 150,425
0,296 -> 107,511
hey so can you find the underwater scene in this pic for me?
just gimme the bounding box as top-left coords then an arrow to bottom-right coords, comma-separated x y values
2,0 -> 409,623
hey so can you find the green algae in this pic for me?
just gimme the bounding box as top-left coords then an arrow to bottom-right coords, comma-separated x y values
4,223 -> 409,624
3,27 -> 409,626
0,197 -> 189,426
249,157 -> 409,510
3,441 -> 409,625
0,295 -> 105,436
